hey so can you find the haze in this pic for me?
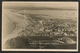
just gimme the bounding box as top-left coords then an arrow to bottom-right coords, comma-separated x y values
2,2 -> 78,9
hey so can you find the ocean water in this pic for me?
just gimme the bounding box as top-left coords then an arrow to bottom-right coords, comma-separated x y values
17,10 -> 77,20
2,14 -> 15,38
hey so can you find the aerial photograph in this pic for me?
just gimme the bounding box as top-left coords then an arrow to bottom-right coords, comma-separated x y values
2,2 -> 78,51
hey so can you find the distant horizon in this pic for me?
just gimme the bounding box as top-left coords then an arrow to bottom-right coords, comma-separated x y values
2,2 -> 78,10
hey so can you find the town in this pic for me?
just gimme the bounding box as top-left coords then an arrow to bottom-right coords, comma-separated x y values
18,14 -> 77,49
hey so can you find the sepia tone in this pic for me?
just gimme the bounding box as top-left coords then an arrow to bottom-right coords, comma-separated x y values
2,2 -> 78,51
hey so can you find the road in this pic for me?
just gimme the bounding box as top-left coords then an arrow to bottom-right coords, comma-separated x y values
2,9 -> 29,48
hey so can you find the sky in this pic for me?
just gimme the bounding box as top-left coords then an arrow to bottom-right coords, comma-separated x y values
2,2 -> 78,9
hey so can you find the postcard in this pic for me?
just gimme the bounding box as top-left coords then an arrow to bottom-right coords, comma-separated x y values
2,2 -> 78,51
